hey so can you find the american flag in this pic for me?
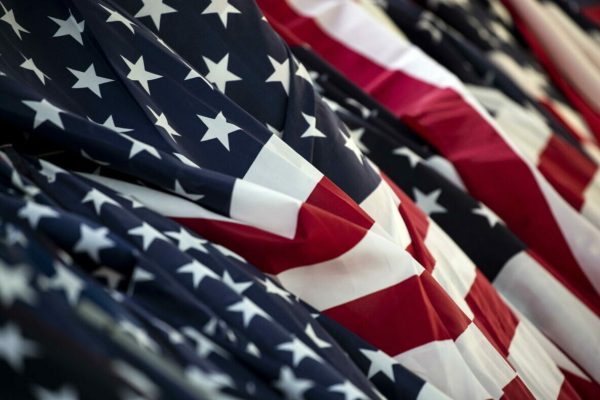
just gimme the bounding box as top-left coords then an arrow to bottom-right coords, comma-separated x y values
0,0 -> 599,399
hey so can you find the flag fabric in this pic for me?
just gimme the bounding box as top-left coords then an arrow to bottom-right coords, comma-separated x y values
291,42 -> 600,396
486,0 -> 600,140
0,148 -> 452,399
370,0 -> 600,232
258,0 -> 600,315
0,0 -> 599,399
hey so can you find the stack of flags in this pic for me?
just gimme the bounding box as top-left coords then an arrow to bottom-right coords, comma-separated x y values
0,0 -> 598,399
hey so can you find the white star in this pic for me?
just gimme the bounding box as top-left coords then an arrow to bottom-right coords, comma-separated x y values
67,63 -> 113,98
48,11 -> 85,45
227,297 -> 271,327
300,113 -> 326,138
92,267 -> 123,289
82,188 -> 119,214
277,336 -> 322,366
261,278 -> 293,303
413,188 -> 447,215
38,160 -> 66,183
22,99 -> 64,129
203,53 -> 241,92
11,170 -> 40,197
38,263 -> 84,306
177,259 -> 218,288
0,323 -> 39,371
266,56 -> 290,95
185,367 -> 236,399
127,266 -> 155,296
128,222 -> 166,251
119,133 -> 161,159
323,97 -> 342,113
121,55 -> 162,94
344,132 -> 364,164
152,320 -> 184,345
197,111 -> 240,151
417,13 -> 442,43
328,381 -> 368,400
182,326 -> 227,357
135,0 -> 177,30
213,244 -> 247,262
173,179 -> 204,201
348,127 -> 369,153
246,342 -> 261,357
3,224 -> 27,247
221,271 -> 253,295
147,106 -> 180,141
90,115 -> 133,134
472,204 -> 502,227
164,227 -> 207,253
173,152 -> 201,168
184,66 -> 206,82
360,349 -> 396,380
304,323 -> 331,349
118,320 -> 158,352
201,0 -> 241,28
345,98 -> 371,119
392,147 -> 420,167
0,263 -> 36,306
73,224 -> 114,262
274,366 -> 314,400
33,384 -> 78,400
17,201 -> 58,228
20,57 -> 50,85
0,2 -> 28,39
294,59 -> 313,84
100,4 -> 136,33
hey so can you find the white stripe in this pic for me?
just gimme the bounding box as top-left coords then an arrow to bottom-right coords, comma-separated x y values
276,229 -> 424,310
80,174 -> 233,222
230,179 -> 303,239
286,0 -> 463,91
359,179 -> 411,247
455,323 -> 517,400
534,170 -> 600,294
510,306 -> 590,382
425,223 -> 477,320
394,339 -> 491,400
505,0 -> 600,113
416,383 -> 452,400
243,135 -> 322,202
581,171 -> 600,230
494,251 -> 600,382
468,85 -> 552,165
508,322 -> 565,400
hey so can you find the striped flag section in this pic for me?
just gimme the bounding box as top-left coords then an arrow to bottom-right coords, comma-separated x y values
257,0 -> 600,385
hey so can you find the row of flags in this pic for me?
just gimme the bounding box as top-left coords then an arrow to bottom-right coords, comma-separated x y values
0,0 -> 598,399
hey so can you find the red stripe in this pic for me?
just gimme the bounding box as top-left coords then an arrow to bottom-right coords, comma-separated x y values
582,5 -> 600,27
561,369 -> 600,399
504,0 -> 600,141
538,135 -> 597,211
324,273 -> 471,356
380,172 -> 436,270
467,272 -> 520,359
500,376 -> 536,400
540,100 -> 587,144
175,177 -> 371,274
557,377 -> 583,400
258,0 -> 599,309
